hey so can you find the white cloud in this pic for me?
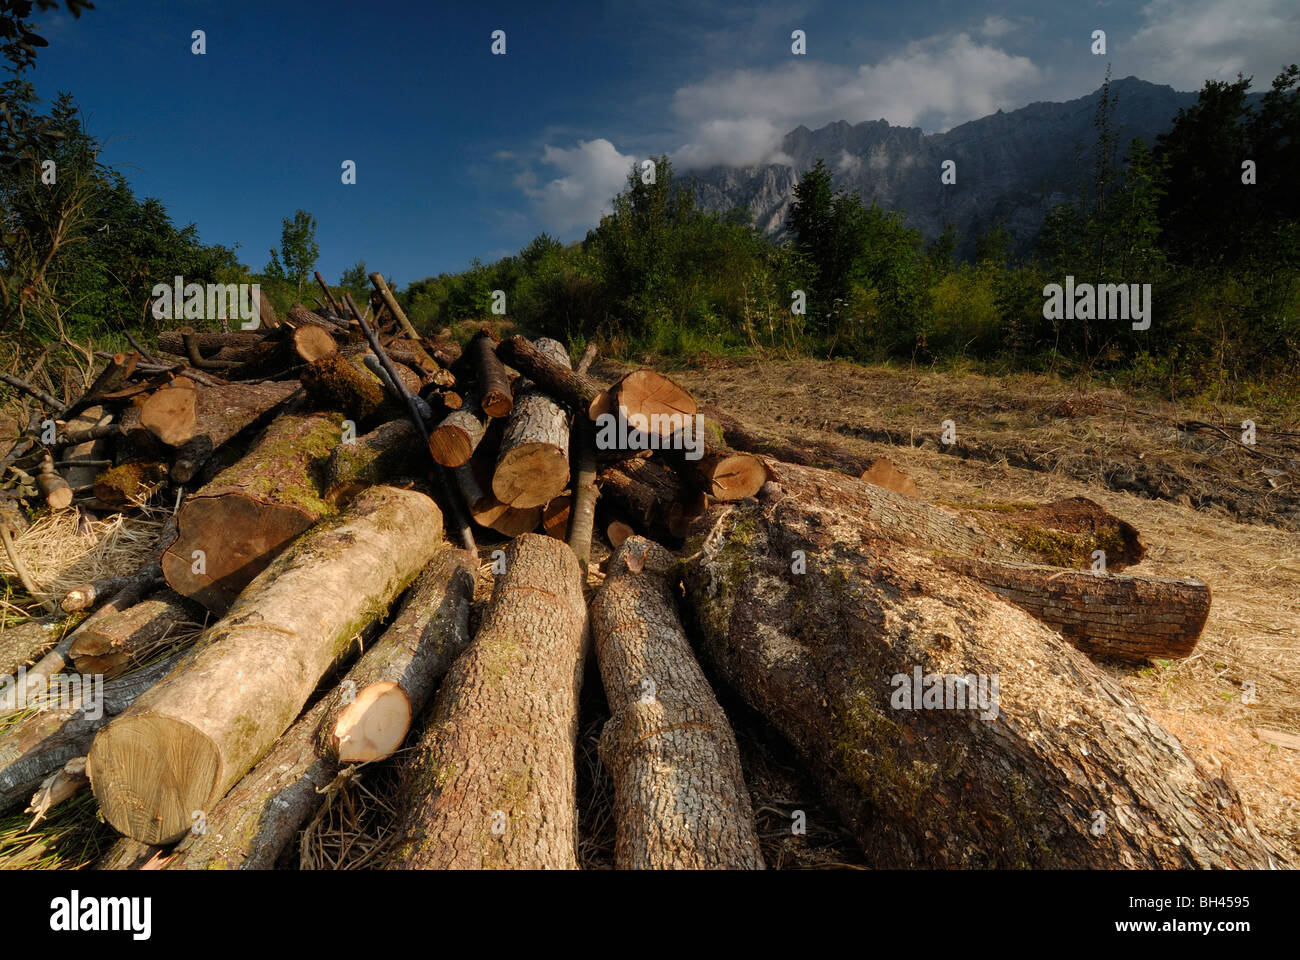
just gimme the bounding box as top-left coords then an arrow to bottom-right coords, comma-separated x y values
837,149 -> 862,174
978,16 -> 1017,38
1125,0 -> 1300,90
667,32 -> 1041,169
522,139 -> 636,234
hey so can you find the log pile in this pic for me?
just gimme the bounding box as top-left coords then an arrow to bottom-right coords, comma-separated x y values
0,273 -> 1275,872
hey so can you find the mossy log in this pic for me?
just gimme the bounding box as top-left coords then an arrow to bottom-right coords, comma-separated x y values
937,556 -> 1210,662
68,589 -> 204,679
493,338 -> 571,509
321,417 -> 425,506
93,461 -> 168,507
88,486 -> 444,844
300,352 -> 387,423
680,490 -> 1276,868
0,653 -> 180,815
169,379 -> 302,484
163,548 -> 473,869
388,534 -> 587,869
162,412 -> 341,613
592,537 -> 764,869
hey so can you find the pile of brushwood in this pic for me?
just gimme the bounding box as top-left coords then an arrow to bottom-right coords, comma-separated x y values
0,270 -> 1280,869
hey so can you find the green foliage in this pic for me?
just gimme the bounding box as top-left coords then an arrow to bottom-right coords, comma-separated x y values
265,209 -> 319,296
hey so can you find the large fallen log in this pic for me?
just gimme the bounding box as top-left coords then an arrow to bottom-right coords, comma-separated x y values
300,352 -> 386,422
163,548 -> 474,869
388,534 -> 587,869
493,339 -> 571,509
680,491 -> 1275,868
592,537 -> 764,869
937,556 -> 1210,662
88,485 -> 443,844
755,459 -> 1143,571
0,654 -> 180,815
162,412 -> 341,613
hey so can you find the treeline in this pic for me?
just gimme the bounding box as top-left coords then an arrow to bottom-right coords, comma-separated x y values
409,68 -> 1298,406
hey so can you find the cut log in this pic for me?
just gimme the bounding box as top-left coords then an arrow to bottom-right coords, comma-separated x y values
227,323 -> 336,380
0,653 -> 180,815
388,534 -> 587,869
598,457 -> 706,544
592,369 -> 697,442
493,338 -> 571,509
701,404 -> 880,477
937,556 -> 1210,662
161,413 -> 341,613
139,377 -> 198,447
680,491 -> 1275,868
429,391 -> 490,468
592,537 -> 764,869
497,335 -> 604,412
455,459 -> 541,537
321,418 -> 425,506
163,548 -> 474,869
860,457 -> 918,497
169,380 -> 302,485
752,459 -> 1144,571
68,589 -> 204,679
37,455 -> 72,510
468,331 -> 513,418
88,486 -> 443,844
606,520 -> 634,548
59,559 -> 166,616
300,351 -> 386,422
322,548 -> 476,763
60,405 -> 114,489
656,421 -> 766,501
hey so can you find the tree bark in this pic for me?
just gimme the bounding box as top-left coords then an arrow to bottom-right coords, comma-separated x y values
321,417 -> 425,506
162,412 -> 341,613
492,338 -> 570,509
496,335 -> 604,412
227,324 -> 336,380
169,380 -> 302,485
592,537 -> 764,869
680,491 -> 1276,868
0,616 -> 70,678
567,416 -> 599,577
157,330 -> 262,358
937,556 -> 1210,662
598,457 -> 706,544
469,331 -> 513,418
88,486 -> 444,844
657,435 -> 767,502
68,589 -> 204,679
162,548 -> 474,869
388,534 -> 587,869
300,352 -> 387,423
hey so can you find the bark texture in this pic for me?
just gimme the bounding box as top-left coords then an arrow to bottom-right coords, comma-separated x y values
592,537 -> 764,869
492,338 -> 571,509
89,486 -> 443,843
680,491 -> 1276,868
389,534 -> 587,869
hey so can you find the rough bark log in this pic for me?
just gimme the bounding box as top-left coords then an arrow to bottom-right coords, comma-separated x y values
496,335 -> 604,412
300,352 -> 386,422
388,534 -> 587,869
227,324 -> 336,380
0,654 -> 180,815
429,391 -> 490,467
657,425 -> 767,501
567,416 -> 599,577
493,338 -> 570,509
68,589 -> 204,679
598,458 -> 706,544
162,548 -> 473,869
88,486 -> 444,844
157,330 -> 263,358
321,418 -> 425,506
162,413 -> 341,613
592,537 -> 764,869
754,459 -> 1144,570
37,455 -> 72,509
680,492 -> 1276,868
169,380 -> 302,485
468,331 -> 513,418
937,556 -> 1210,662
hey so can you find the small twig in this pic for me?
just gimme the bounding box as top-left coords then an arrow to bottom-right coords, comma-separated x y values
0,522 -> 55,612
0,371 -> 66,414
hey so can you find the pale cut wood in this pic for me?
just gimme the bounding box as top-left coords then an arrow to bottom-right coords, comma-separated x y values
542,495 -> 571,539
88,486 -> 444,844
169,380 -> 302,484
162,413 -> 340,613
162,548 -> 474,869
598,457 -> 706,544
591,369 -> 697,441
430,391 -> 490,467
139,377 -> 198,447
606,520 -> 634,548
592,537 -> 764,869
389,534 -> 587,869
68,589 -> 203,679
493,338 -> 570,509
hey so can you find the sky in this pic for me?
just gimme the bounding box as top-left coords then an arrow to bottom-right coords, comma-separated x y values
28,0 -> 1299,286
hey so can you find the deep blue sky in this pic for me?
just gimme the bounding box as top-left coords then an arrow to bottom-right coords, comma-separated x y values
29,0 -> 1296,287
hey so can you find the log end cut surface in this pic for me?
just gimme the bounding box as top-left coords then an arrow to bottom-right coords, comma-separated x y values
333,682 -> 413,763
